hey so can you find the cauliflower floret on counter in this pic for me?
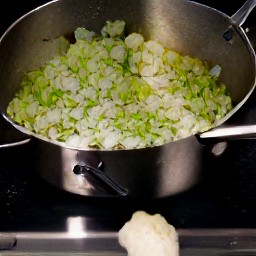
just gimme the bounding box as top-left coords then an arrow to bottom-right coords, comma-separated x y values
118,211 -> 179,256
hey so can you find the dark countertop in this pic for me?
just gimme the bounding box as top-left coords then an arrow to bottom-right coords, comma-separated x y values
0,0 -> 256,234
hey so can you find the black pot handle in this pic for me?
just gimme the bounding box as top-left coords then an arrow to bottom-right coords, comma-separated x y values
73,161 -> 128,196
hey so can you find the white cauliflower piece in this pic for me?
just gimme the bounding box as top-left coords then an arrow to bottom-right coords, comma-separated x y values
110,45 -> 126,63
118,211 -> 179,256
101,20 -> 125,37
125,33 -> 144,51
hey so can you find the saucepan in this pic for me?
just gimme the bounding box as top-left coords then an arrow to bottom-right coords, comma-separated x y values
0,0 -> 255,197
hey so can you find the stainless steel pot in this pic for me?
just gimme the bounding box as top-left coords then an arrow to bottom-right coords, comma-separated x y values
0,0 -> 255,198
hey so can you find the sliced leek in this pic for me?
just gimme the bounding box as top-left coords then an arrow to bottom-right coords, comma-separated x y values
7,20 -> 232,149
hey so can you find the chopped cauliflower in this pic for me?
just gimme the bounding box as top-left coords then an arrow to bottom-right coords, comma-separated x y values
118,211 -> 179,256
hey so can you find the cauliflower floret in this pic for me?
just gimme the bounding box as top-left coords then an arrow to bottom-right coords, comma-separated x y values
125,33 -> 144,51
118,211 -> 179,256
101,20 -> 125,38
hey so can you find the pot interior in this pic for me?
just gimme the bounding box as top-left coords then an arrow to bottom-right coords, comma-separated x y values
0,0 -> 255,129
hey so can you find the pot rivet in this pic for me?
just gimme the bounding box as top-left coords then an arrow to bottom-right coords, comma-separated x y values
223,29 -> 233,41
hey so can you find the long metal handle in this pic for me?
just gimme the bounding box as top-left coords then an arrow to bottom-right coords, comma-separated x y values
199,125 -> 256,140
231,0 -> 256,26
0,138 -> 30,148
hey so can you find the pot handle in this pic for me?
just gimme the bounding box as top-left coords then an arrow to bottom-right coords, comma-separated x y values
198,124 -> 256,141
0,138 -> 30,148
73,161 -> 128,196
231,0 -> 256,26
0,117 -> 30,148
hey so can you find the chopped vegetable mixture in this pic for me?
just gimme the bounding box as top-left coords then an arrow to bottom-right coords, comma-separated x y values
7,20 -> 232,149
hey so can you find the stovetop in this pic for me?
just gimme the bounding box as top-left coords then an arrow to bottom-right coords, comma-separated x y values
0,0 -> 256,235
